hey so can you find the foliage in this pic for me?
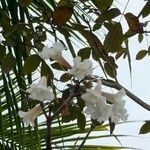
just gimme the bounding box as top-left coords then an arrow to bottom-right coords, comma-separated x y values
0,0 -> 150,149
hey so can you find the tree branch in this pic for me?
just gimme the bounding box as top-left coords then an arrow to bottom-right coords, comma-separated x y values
46,108 -> 52,150
51,89 -> 78,120
102,79 -> 150,111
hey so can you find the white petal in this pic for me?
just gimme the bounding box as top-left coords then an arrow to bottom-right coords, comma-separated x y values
52,42 -> 64,52
18,111 -> 27,118
115,89 -> 126,101
37,76 -> 47,88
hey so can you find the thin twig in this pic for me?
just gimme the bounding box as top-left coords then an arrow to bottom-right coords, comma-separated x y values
78,123 -> 98,149
40,102 -> 48,119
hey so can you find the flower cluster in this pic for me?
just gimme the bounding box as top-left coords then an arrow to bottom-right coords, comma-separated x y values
19,76 -> 54,126
19,42 -> 128,127
81,80 -> 128,124
82,81 -> 112,122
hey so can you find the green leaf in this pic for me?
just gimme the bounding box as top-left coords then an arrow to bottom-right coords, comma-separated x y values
0,45 -> 6,61
93,21 -> 102,31
104,62 -> 117,78
104,23 -> 123,52
41,61 -> 54,80
60,73 -> 72,82
92,0 -> 113,11
138,33 -> 143,43
148,46 -> 150,55
136,50 -> 147,60
140,2 -> 150,18
77,112 -> 86,130
115,48 -> 127,60
77,97 -> 85,111
106,8 -> 121,19
23,54 -> 41,74
97,8 -> 121,22
77,47 -> 91,60
1,53 -> 16,73
51,62 -> 67,71
139,121 -> 150,134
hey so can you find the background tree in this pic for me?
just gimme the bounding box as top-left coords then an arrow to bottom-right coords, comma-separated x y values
0,0 -> 150,149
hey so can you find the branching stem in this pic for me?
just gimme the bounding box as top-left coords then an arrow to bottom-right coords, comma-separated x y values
102,79 -> 150,111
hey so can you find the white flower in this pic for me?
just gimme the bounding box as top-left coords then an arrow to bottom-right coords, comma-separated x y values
70,56 -> 92,80
49,42 -> 64,59
38,42 -> 71,68
38,46 -> 51,60
82,80 -> 112,122
18,105 -> 42,126
38,42 -> 64,60
102,89 -> 128,123
26,76 -> 54,102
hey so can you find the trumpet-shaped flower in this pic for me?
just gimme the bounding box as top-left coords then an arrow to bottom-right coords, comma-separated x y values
70,56 -> 92,80
26,76 -> 54,102
38,46 -> 51,60
18,105 -> 42,126
38,42 -> 64,60
102,89 -> 128,123
82,80 -> 112,122
38,42 -> 71,68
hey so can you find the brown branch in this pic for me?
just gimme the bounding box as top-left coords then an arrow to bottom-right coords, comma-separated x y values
46,108 -> 52,150
51,89 -> 78,120
101,79 -> 150,111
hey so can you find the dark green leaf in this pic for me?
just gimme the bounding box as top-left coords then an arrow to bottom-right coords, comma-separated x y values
109,118 -> 115,134
1,53 -> 16,73
51,62 -> 67,71
104,23 -> 123,52
0,45 -> 6,61
115,48 -> 127,59
77,112 -> 86,130
41,61 -> 54,82
77,47 -> 91,59
138,33 -> 143,43
136,50 -> 147,60
23,54 -> 41,74
140,2 -> 150,18
148,46 -> 150,55
77,97 -> 85,111
97,8 -> 121,22
104,62 -> 117,78
139,121 -> 150,134
60,73 -> 72,82
92,0 -> 113,11
93,21 -> 102,31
